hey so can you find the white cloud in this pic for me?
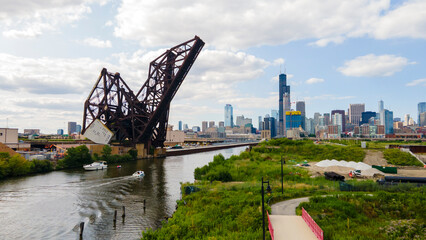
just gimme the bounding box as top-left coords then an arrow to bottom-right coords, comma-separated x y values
306,78 -> 324,84
406,78 -> 426,87
105,20 -> 113,27
0,0 -> 107,38
82,37 -> 112,48
338,54 -> 415,77
113,0 -> 426,49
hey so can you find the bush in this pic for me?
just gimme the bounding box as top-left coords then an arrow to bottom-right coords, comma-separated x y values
60,145 -> 92,169
128,149 -> 138,160
383,149 -> 423,166
0,152 -> 32,179
30,160 -> 53,173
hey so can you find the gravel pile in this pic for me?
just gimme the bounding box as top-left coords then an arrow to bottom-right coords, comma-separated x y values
315,159 -> 372,170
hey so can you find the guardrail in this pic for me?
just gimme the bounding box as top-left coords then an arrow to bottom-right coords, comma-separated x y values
267,211 -> 274,240
302,207 -> 323,240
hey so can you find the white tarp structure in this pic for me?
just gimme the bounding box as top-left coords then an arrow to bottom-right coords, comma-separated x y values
83,119 -> 113,144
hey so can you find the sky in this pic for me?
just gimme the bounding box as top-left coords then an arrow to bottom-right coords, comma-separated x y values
0,0 -> 425,134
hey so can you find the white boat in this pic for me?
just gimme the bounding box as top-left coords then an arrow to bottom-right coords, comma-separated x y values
83,161 -> 108,171
132,170 -> 145,177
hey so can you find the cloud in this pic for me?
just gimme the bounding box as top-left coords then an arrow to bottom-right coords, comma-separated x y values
0,0 -> 107,38
82,37 -> 112,48
338,54 -> 415,77
406,78 -> 426,87
113,0 -> 426,49
306,78 -> 324,84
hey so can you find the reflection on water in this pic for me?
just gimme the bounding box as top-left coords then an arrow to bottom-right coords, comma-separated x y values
0,147 -> 245,240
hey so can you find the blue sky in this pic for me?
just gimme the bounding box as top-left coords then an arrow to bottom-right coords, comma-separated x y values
0,0 -> 425,133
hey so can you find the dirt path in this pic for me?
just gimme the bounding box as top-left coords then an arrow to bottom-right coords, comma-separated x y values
363,150 -> 388,166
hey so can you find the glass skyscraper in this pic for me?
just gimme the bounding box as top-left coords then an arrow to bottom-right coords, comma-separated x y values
418,102 -> 426,125
224,104 -> 234,127
279,73 -> 290,135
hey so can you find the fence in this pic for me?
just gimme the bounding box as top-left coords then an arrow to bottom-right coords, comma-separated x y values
302,207 -> 323,240
267,211 -> 274,240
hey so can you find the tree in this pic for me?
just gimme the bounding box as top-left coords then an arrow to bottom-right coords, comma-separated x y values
101,145 -> 112,161
62,145 -> 92,168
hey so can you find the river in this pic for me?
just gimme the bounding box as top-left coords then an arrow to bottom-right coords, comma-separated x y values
0,146 -> 246,240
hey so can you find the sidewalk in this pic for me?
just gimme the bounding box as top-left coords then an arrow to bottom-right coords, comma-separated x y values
269,215 -> 318,240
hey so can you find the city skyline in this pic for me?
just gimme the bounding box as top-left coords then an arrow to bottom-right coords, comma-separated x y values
0,1 -> 425,133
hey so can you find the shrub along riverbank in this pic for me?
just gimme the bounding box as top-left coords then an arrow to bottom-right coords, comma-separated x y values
0,152 -> 53,179
142,139 -> 425,239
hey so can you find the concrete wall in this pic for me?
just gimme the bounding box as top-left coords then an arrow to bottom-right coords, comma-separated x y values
0,128 -> 18,144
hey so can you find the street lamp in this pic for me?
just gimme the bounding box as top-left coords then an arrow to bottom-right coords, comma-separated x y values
261,177 -> 272,240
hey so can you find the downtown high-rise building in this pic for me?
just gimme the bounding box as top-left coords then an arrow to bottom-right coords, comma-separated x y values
360,111 -> 376,125
296,101 -> 306,130
178,121 -> 182,131
68,122 -> 76,135
209,121 -> 215,128
418,102 -> 426,125
271,110 -> 279,135
224,104 -> 234,127
331,110 -> 345,132
202,121 -> 208,132
349,104 -> 365,126
380,109 -> 394,134
278,73 -> 290,135
258,116 -> 263,131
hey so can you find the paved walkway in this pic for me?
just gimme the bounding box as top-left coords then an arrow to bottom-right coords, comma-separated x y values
269,215 -> 318,240
269,197 -> 318,240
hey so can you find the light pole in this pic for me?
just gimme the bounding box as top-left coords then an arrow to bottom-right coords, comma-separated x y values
261,177 -> 272,240
281,156 -> 284,194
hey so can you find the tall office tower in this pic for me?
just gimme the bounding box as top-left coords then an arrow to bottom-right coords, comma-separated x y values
67,122 -> 76,135
296,101 -> 306,129
418,102 -> 426,125
183,124 -> 189,130
209,121 -> 215,128
305,118 -> 314,135
404,114 -> 411,126
224,104 -> 234,127
361,111 -> 376,125
380,109 -> 394,134
271,110 -> 279,135
278,73 -> 290,135
378,100 -> 384,113
331,110 -> 345,131
332,113 -> 343,133
349,104 -> 365,125
202,121 -> 208,132
57,129 -> 64,135
76,124 -> 82,134
313,112 -> 321,127
319,116 -> 325,127
178,121 -> 182,131
218,121 -> 224,127
323,113 -> 330,126
270,117 -> 276,138
285,111 -> 301,130
258,116 -> 263,131
420,112 -> 426,127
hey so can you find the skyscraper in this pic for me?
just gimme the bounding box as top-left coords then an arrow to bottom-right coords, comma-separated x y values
361,111 -> 376,125
202,121 -> 208,132
68,122 -> 76,135
278,73 -> 290,135
349,104 -> 365,126
331,110 -> 345,131
258,116 -> 263,131
323,113 -> 330,126
378,100 -> 384,113
178,121 -> 182,131
380,109 -> 394,134
224,104 -> 234,127
418,102 -> 426,125
209,121 -> 215,128
285,111 -> 301,130
296,101 -> 306,130
271,110 -> 279,135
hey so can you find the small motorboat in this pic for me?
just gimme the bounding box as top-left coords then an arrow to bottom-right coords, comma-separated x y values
132,170 -> 145,177
117,165 -> 121,168
83,161 -> 108,171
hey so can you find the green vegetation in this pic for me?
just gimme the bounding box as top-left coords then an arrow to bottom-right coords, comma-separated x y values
326,139 -> 426,149
383,149 -> 423,166
94,145 -> 138,164
56,145 -> 92,169
142,138 -> 425,239
298,191 -> 426,239
0,152 -> 53,179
